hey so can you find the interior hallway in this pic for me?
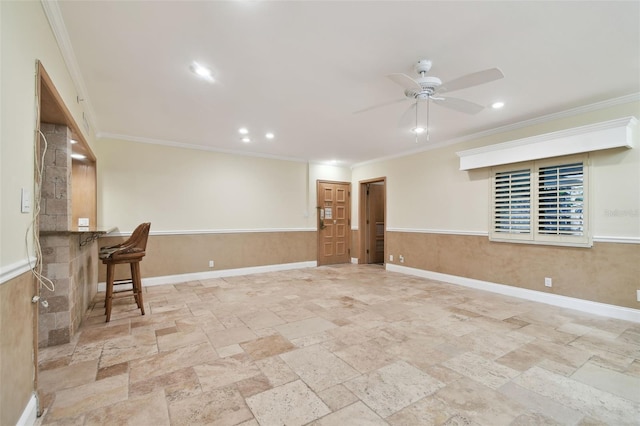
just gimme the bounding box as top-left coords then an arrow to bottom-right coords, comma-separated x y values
36,265 -> 640,425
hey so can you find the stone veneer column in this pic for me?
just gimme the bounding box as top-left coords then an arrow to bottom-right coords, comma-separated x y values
39,123 -> 71,231
38,123 -> 73,346
37,123 -> 100,347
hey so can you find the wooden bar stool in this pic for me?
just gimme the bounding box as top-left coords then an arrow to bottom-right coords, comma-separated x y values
99,222 -> 151,322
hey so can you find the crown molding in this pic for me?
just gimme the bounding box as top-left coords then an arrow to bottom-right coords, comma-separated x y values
97,132 -> 310,164
40,0 -> 98,134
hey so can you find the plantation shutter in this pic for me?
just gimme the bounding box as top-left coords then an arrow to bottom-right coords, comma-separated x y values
491,167 -> 532,241
490,154 -> 590,247
535,157 -> 589,245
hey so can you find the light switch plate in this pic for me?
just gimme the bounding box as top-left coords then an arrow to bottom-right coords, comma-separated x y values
21,188 -> 31,213
78,218 -> 89,226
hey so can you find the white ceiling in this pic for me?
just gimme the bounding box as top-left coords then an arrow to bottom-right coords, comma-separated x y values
53,1 -> 640,166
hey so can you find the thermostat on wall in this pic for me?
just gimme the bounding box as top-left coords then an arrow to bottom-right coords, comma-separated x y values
78,218 -> 89,227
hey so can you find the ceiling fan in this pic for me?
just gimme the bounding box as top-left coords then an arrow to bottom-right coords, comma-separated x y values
357,59 -> 504,140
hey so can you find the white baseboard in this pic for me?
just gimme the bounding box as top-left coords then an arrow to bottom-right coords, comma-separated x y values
98,261 -> 317,291
386,264 -> 640,323
16,392 -> 38,426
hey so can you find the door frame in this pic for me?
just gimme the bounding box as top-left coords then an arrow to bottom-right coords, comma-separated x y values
358,177 -> 387,264
316,180 -> 352,266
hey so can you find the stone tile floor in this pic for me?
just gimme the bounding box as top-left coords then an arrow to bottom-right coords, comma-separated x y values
36,265 -> 640,425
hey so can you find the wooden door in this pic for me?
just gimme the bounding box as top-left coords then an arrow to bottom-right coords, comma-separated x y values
367,183 -> 385,264
317,181 -> 351,266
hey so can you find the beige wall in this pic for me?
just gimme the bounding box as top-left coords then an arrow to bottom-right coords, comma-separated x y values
98,231 -> 315,281
0,272 -> 36,426
95,139 -> 353,279
387,232 -> 640,309
96,139 -> 351,233
1,2 -> 96,424
353,100 -> 640,308
352,101 -> 640,236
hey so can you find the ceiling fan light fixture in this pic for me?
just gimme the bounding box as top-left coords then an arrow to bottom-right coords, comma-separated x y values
190,62 -> 214,81
412,126 -> 426,134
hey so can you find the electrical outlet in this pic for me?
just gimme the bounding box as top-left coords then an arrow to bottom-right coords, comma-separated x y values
545,277 -> 552,287
399,255 -> 405,263
637,290 -> 640,302
209,260 -> 214,268
389,254 -> 393,262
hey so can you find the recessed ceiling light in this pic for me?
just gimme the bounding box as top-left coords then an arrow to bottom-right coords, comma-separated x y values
241,137 -> 251,143
238,128 -> 249,135
70,139 -> 78,144
71,153 -> 86,160
190,62 -> 214,81
265,132 -> 275,140
492,101 -> 505,109
412,127 -> 426,134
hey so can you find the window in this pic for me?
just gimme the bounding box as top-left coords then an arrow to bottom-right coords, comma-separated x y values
490,154 -> 590,247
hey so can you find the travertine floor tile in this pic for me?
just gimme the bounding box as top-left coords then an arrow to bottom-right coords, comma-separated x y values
36,265 -> 640,425
39,359 -> 98,394
239,309 -> 286,330
310,401 -> 387,425
434,377 -> 526,425
280,344 -> 359,392
46,375 -> 129,421
513,366 -> 640,424
194,353 -> 261,391
344,360 -> 444,417
168,386 -> 253,425
498,381 -> 583,425
241,334 -> 295,361
245,379 -> 330,426
442,352 -> 520,389
255,355 -> 299,387
83,389 -> 170,426
275,316 -> 338,340
206,325 -> 257,348
571,361 -> 640,403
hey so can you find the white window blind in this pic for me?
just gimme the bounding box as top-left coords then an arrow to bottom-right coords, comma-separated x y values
490,154 -> 590,247
493,169 -> 531,239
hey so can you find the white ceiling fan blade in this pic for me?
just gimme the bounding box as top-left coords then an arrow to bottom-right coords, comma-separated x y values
432,97 -> 485,115
387,73 -> 422,92
437,68 -> 504,94
353,97 -> 408,114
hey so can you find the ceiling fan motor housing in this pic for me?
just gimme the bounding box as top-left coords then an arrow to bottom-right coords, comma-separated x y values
417,76 -> 442,92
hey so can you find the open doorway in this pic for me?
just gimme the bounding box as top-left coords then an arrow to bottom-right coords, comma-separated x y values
359,178 -> 386,264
